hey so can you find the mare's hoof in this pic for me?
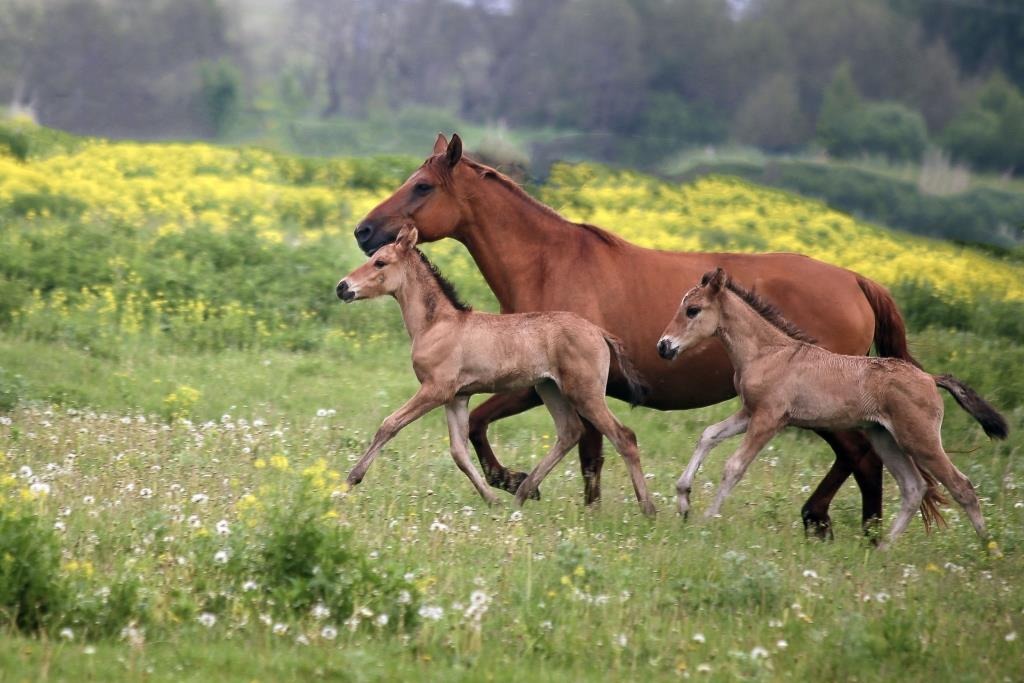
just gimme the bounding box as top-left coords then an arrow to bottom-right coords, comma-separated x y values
801,513 -> 834,542
507,470 -> 540,501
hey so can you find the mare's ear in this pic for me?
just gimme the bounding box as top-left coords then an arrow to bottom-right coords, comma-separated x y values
433,133 -> 449,154
447,133 -> 463,167
703,267 -> 726,293
396,225 -> 419,252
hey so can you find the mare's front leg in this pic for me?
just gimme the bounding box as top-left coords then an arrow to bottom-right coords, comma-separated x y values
347,386 -> 446,487
445,396 -> 500,506
468,389 -> 543,497
676,410 -> 749,518
705,411 -> 782,519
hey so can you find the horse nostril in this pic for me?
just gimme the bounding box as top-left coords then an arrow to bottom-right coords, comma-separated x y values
657,339 -> 674,359
336,281 -> 349,299
354,223 -> 372,241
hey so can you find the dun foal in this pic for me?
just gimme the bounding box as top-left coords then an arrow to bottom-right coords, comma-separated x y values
336,225 -> 656,515
657,268 -> 1008,548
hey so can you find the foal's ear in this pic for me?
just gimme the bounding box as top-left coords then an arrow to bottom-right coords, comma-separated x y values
702,267 -> 726,293
396,225 -> 419,252
433,133 -> 449,154
447,133 -> 463,167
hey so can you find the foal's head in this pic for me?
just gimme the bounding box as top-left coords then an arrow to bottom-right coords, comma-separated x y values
657,268 -> 728,361
337,225 -> 419,302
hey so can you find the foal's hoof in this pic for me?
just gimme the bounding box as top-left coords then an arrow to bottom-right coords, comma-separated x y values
507,470 -> 540,501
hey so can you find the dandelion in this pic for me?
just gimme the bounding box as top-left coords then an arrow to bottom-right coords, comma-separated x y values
397,590 -> 412,605
311,603 -> 330,620
213,549 -> 229,564
272,622 -> 288,635
375,613 -> 389,627
321,625 -> 338,640
751,646 -> 769,659
29,481 -> 51,497
83,495 -> 95,505
418,605 -> 444,621
295,634 -> 310,646
191,493 -> 209,504
1006,632 -> 1018,642
692,633 -> 706,644
509,510 -> 523,523
429,519 -> 450,533
776,639 -> 788,649
59,627 -> 74,641
188,514 -> 202,528
270,455 -> 289,471
697,663 -> 712,673
802,569 -> 818,579
215,519 -> 231,536
139,487 -> 153,498
874,592 -> 890,603
197,612 -> 217,627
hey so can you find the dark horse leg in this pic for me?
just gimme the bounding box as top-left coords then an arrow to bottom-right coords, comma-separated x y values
468,389 -> 606,504
468,389 -> 542,498
802,430 -> 884,540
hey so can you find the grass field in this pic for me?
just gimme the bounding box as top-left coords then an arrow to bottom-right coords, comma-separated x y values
1,123 -> 1022,680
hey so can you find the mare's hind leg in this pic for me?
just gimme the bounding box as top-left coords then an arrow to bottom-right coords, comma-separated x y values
571,395 -> 656,517
802,430 -> 883,540
677,410 -> 749,518
704,411 -> 782,519
468,389 -> 544,499
514,381 -> 585,506
863,426 -> 926,550
445,397 -> 500,506
579,421 -> 604,507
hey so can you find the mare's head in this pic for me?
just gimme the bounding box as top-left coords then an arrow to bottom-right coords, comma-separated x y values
337,225 -> 419,302
354,134 -> 475,255
657,268 -> 728,361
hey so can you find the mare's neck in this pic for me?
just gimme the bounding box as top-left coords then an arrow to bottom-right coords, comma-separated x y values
716,290 -> 796,373
454,179 -> 593,312
393,259 -> 459,339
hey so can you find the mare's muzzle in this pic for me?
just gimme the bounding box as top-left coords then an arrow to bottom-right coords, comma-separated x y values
336,280 -> 355,302
657,337 -> 679,361
354,219 -> 397,255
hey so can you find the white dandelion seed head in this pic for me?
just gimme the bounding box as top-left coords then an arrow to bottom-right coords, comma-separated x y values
509,510 -> 523,523
59,627 -> 74,641
375,613 -> 389,627
776,639 -> 788,649
272,622 -> 288,635
213,549 -> 229,565
197,612 -> 216,628
418,605 -> 444,621
320,625 -> 338,640
311,603 -> 330,620
750,646 -> 769,659
215,519 -> 231,536
692,633 -> 706,644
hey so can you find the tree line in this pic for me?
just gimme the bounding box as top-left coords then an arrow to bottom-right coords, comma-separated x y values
2,0 -> 1022,172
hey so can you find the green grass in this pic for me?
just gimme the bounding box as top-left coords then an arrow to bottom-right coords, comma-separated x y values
0,327 -> 1021,681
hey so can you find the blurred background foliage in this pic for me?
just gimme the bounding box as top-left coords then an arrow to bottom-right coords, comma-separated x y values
2,0 -> 1021,248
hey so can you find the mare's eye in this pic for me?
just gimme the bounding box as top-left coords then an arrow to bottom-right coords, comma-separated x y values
413,182 -> 433,195
686,306 -> 701,319
373,259 -> 387,269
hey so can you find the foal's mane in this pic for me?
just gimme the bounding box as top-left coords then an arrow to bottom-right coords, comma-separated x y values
724,279 -> 817,344
429,153 -> 624,247
413,247 -> 472,312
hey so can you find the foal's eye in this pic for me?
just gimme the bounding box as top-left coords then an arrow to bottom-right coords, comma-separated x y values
685,306 -> 701,319
373,259 -> 387,269
413,182 -> 433,195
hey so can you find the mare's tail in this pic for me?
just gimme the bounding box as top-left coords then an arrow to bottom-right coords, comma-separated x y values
602,333 -> 649,407
856,275 -> 922,368
934,374 -> 1010,440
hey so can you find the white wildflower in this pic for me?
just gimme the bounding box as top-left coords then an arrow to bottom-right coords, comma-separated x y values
418,605 -> 444,621
197,612 -> 217,628
692,633 -> 706,644
213,549 -> 229,564
59,627 -> 74,641
750,646 -> 769,659
509,510 -> 523,523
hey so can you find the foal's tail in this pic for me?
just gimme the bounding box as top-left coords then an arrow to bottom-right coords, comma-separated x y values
602,333 -> 649,407
934,374 -> 1010,440
856,275 -> 922,368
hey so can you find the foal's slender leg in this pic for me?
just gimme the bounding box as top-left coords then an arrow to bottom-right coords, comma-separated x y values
705,412 -> 782,519
468,389 -> 543,498
677,410 -> 750,518
864,426 -> 926,550
802,430 -> 884,539
347,387 -> 445,486
573,396 -> 656,517
446,396 -> 500,506
514,382 -> 584,506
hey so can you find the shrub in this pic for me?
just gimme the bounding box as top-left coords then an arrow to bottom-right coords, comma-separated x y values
198,60 -> 242,138
0,367 -> 26,412
941,73 -> 1024,173
733,72 -> 809,151
0,501 -> 66,632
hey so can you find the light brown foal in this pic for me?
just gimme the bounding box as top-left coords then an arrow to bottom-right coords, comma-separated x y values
336,225 -> 656,516
658,268 -> 1008,549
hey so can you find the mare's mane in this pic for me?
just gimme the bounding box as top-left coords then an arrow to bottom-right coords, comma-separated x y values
722,278 -> 817,344
413,247 -> 472,312
428,153 -> 624,247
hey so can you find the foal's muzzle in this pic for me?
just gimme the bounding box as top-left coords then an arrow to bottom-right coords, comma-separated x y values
336,280 -> 355,302
657,337 -> 679,361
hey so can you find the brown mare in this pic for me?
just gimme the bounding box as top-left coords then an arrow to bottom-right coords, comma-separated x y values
336,225 -> 657,515
658,268 -> 1007,548
353,133 -> 917,537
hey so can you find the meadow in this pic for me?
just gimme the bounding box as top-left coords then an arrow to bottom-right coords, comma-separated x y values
0,122 -> 1022,681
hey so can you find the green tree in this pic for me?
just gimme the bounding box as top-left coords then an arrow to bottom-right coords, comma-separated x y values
817,63 -> 862,153
942,73 -> 1024,173
733,72 -> 808,151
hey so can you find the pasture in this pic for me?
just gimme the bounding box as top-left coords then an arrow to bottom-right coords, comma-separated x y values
0,126 -> 1022,680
